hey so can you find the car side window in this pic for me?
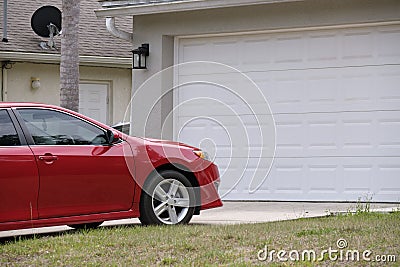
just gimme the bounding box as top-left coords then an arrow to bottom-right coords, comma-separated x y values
18,109 -> 108,146
0,110 -> 21,146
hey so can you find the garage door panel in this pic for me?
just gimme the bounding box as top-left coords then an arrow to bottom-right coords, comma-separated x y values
377,162 -> 400,196
307,164 -> 339,193
340,69 -> 377,107
248,65 -> 400,114
216,157 -> 254,193
178,24 -> 400,75
306,32 -> 339,62
211,38 -> 241,67
270,163 -> 304,192
182,112 -> 400,198
344,111 -> 400,156
243,37 -> 274,66
274,33 -> 304,65
180,41 -> 214,63
219,157 -> 400,201
341,114 -> 376,152
343,163 -> 374,193
341,30 -> 374,62
341,157 -> 400,201
275,113 -> 341,158
275,111 -> 400,157
376,68 -> 400,105
377,27 -> 400,60
217,157 -> 274,194
188,111 -> 400,159
178,65 -> 400,117
178,115 -> 275,159
177,75 -> 265,116
377,112 -> 400,151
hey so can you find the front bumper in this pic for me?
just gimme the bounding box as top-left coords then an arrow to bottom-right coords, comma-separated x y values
194,161 -> 223,210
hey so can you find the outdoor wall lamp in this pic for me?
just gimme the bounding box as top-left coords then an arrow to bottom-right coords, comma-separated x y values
132,43 -> 149,69
31,77 -> 40,89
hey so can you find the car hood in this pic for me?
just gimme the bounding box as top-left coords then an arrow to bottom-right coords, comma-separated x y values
140,137 -> 198,150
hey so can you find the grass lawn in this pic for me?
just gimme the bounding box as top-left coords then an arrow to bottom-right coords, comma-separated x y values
1,212 -> 399,266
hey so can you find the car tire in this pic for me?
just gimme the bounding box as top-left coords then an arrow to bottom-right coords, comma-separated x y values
68,222 -> 103,230
139,170 -> 196,225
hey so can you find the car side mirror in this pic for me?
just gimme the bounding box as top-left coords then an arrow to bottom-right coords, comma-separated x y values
106,129 -> 120,145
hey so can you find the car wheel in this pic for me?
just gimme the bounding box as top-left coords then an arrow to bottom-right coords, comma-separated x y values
68,222 -> 103,230
139,170 -> 195,225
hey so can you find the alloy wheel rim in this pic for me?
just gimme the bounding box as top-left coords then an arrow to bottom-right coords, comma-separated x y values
152,178 -> 190,224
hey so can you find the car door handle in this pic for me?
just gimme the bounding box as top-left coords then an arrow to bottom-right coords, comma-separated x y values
38,154 -> 58,163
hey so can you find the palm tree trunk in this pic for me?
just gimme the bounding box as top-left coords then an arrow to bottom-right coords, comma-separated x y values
60,0 -> 80,112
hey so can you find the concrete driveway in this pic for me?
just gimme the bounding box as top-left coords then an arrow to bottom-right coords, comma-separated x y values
0,202 -> 397,238
191,201 -> 398,224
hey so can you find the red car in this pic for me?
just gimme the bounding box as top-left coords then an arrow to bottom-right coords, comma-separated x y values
0,103 -> 222,231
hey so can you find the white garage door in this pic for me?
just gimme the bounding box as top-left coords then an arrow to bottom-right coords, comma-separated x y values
175,23 -> 400,202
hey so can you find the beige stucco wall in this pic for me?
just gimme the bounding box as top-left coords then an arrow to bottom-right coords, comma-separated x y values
2,62 -> 131,125
128,0 -> 400,139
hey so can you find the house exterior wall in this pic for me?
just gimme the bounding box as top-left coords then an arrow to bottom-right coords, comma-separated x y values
3,62 -> 131,125
128,0 -> 400,138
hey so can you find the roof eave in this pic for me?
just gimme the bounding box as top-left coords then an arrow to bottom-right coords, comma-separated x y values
0,51 -> 132,69
95,0 -> 303,18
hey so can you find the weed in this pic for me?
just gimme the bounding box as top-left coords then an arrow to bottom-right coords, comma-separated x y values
354,194 -> 373,214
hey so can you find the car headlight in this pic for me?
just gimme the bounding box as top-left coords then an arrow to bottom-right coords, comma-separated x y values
193,150 -> 211,161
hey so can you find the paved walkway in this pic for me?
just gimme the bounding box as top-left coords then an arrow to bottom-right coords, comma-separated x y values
1,202 -> 398,238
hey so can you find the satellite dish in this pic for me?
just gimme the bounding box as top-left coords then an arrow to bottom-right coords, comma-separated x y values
31,6 -> 61,37
31,6 -> 62,50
